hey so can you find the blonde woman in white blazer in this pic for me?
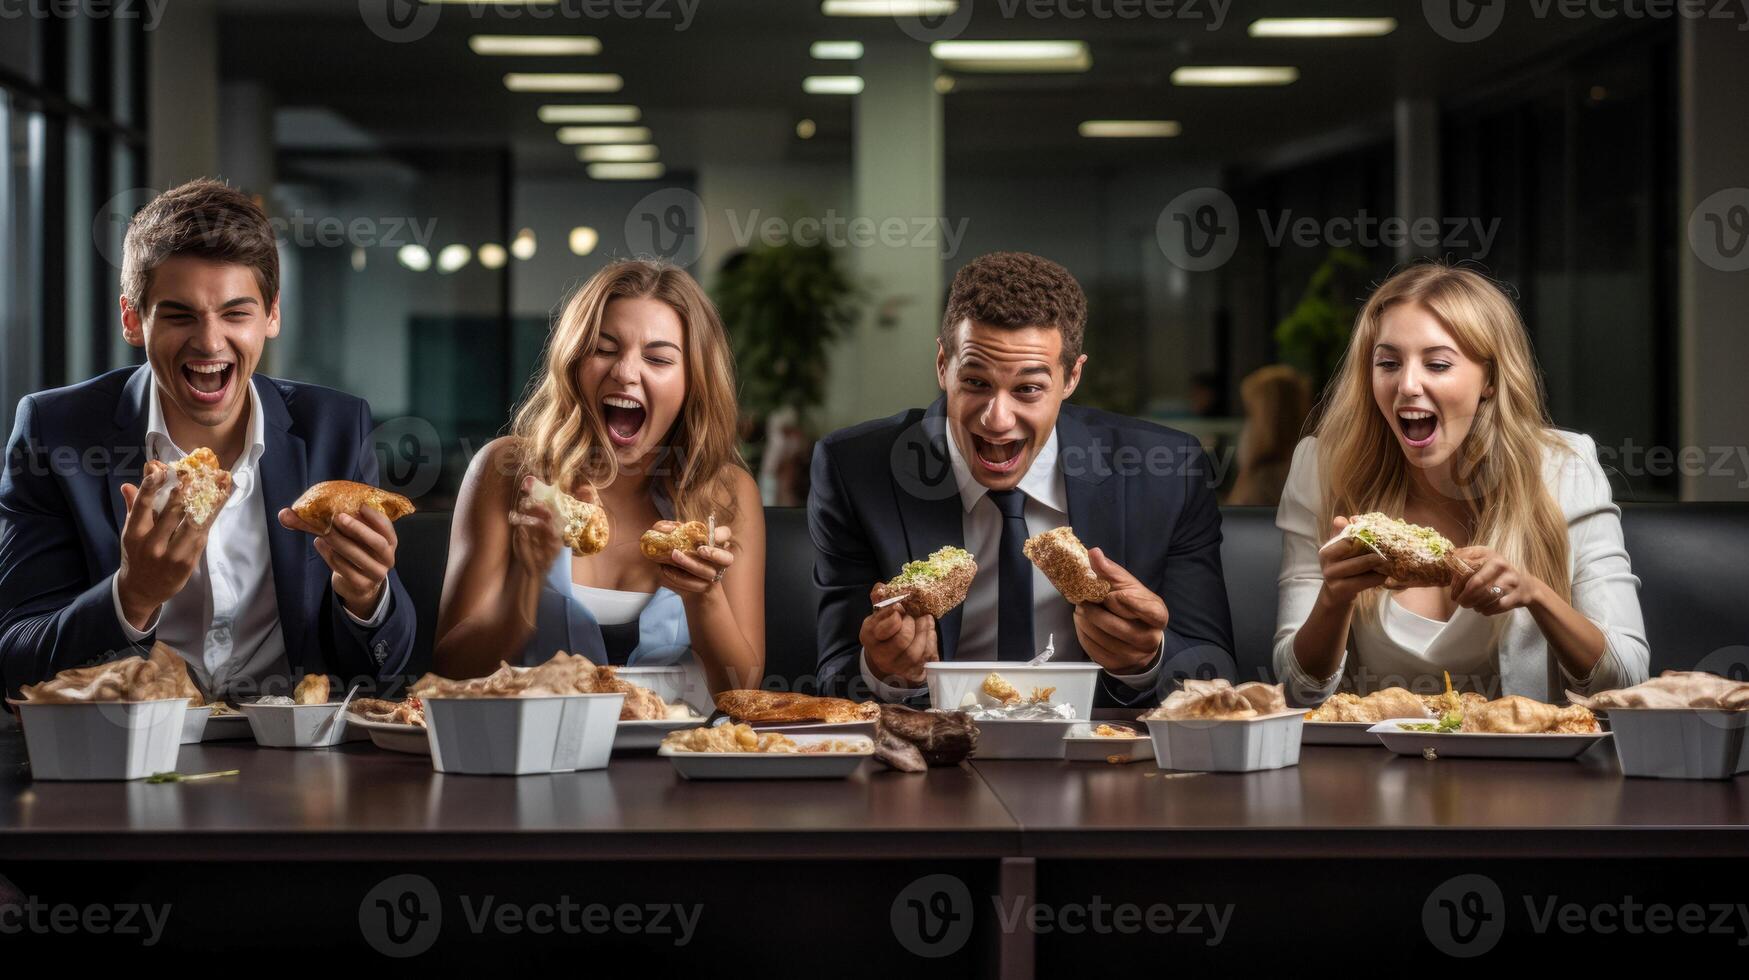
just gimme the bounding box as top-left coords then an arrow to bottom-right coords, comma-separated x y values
1273,265 -> 1649,705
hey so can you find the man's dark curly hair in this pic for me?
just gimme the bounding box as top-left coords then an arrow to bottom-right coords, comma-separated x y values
122,178 -> 279,314
940,251 -> 1087,372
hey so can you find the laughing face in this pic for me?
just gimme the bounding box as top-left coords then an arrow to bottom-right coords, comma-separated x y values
579,296 -> 686,467
937,319 -> 1084,492
1371,302 -> 1492,473
124,256 -> 279,440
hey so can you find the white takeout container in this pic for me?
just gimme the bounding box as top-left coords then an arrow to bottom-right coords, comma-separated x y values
424,693 -> 624,775
1301,719 -> 1393,746
969,718 -> 1081,760
200,710 -> 254,741
611,665 -> 695,707
1366,718 -> 1609,759
1602,708 -> 1749,780
241,701 -> 357,748
1146,709 -> 1306,772
1064,725 -> 1151,763
659,732 -> 873,780
179,703 -> 212,744
614,714 -> 706,752
346,715 -> 430,755
10,697 -> 189,780
924,662 -> 1101,719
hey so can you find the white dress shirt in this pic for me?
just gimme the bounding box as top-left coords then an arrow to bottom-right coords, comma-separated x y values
861,424 -> 1163,700
1271,430 -> 1650,703
111,377 -> 389,697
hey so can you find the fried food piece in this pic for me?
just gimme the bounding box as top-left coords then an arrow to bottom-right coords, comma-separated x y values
153,448 -> 231,527
874,704 -> 978,771
291,480 -> 414,534
1569,671 -> 1749,710
713,690 -> 880,725
20,641 -> 202,704
982,672 -> 1020,705
350,697 -> 426,727
1459,695 -> 1599,734
1306,688 -> 1434,723
294,674 -> 330,705
1144,679 -> 1287,721
1093,723 -> 1141,738
1326,512 -> 1465,587
1023,526 -> 1111,604
527,478 -> 609,556
639,520 -> 710,560
409,652 -> 669,719
873,546 -> 977,619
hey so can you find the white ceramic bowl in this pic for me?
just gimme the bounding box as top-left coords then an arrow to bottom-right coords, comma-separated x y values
1604,708 -> 1749,779
924,662 -> 1101,718
11,698 -> 189,780
241,701 -> 354,748
424,693 -> 624,775
1146,710 -> 1306,772
179,704 -> 212,744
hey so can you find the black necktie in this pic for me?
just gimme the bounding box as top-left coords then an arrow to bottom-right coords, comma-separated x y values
988,488 -> 1034,661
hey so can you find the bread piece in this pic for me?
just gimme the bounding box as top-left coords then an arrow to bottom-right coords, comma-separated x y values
291,480 -> 414,534
1023,526 -> 1110,604
639,521 -> 710,560
1305,688 -> 1433,723
872,546 -> 976,619
294,674 -> 330,705
1459,695 -> 1598,734
1568,671 -> 1749,711
19,641 -> 202,704
1144,679 -> 1288,721
713,690 -> 881,725
1325,512 -> 1465,587
527,478 -> 609,556
152,448 -> 231,527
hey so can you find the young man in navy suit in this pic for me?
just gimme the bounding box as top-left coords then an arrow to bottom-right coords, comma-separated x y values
809,251 -> 1234,708
0,179 -> 418,699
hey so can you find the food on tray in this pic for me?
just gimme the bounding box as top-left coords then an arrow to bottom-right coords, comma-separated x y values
1142,679 -> 1288,721
712,690 -> 880,725
1023,526 -> 1111,604
873,704 -> 977,772
207,700 -> 241,716
1306,688 -> 1434,723
526,478 -> 609,556
152,448 -> 231,527
410,652 -> 670,720
350,696 -> 426,727
1567,671 -> 1749,711
293,674 -> 330,705
290,480 -> 414,534
979,671 -> 1055,707
19,642 -> 202,704
1093,723 -> 1141,738
661,723 -> 869,754
254,695 -> 296,706
639,520 -> 711,560
1399,695 -> 1599,734
872,546 -> 977,619
1324,512 -> 1467,587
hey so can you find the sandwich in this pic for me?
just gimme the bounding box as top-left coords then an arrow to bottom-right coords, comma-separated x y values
1324,512 -> 1467,587
293,674 -> 330,705
640,520 -> 711,560
291,480 -> 415,534
1023,526 -> 1110,604
527,478 -> 610,556
152,448 -> 231,527
873,546 -> 977,619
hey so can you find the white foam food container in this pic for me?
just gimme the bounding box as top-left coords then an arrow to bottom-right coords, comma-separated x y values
1146,709 -> 1306,772
611,665 -> 692,706
1301,720 -> 1387,746
345,715 -> 430,755
241,701 -> 358,748
200,710 -> 254,741
1602,707 -> 1749,780
1064,725 -> 1151,763
970,718 -> 1082,760
614,714 -> 707,752
1366,718 -> 1609,760
10,698 -> 190,781
179,704 -> 212,744
659,732 -> 873,780
924,662 -> 1101,718
424,693 -> 624,775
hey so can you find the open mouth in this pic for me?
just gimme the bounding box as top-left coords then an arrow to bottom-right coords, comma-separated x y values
1397,408 -> 1438,449
180,361 -> 234,406
602,394 -> 647,448
971,434 -> 1027,474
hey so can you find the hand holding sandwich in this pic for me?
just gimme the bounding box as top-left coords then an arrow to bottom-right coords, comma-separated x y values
647,520 -> 734,595
861,587 -> 939,687
1316,515 -> 1392,605
116,460 -> 234,630
279,503 -> 399,619
505,475 -> 583,580
1072,548 -> 1167,675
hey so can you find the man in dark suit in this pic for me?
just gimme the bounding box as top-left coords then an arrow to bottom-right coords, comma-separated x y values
0,179 -> 417,699
809,252 -> 1234,707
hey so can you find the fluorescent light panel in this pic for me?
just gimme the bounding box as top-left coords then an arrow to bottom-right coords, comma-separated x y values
1247,18 -> 1396,38
930,40 -> 1090,72
822,0 -> 956,15
1078,119 -> 1181,138
803,75 -> 864,95
504,72 -> 623,93
578,144 -> 659,162
469,35 -> 601,56
538,104 -> 640,124
556,125 -> 652,144
1171,66 -> 1299,86
588,162 -> 666,180
811,40 -> 864,60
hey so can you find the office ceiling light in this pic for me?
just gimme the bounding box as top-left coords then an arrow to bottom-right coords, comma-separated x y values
822,0 -> 956,15
934,73 -> 955,94
504,73 -> 623,93
396,244 -> 431,272
810,40 -> 863,59
350,247 -> 366,272
556,125 -> 652,144
803,75 -> 864,95
1171,66 -> 1299,86
930,40 -> 1091,73
1078,119 -> 1181,138
478,243 -> 508,269
588,162 -> 666,180
795,118 -> 817,139
569,226 -> 599,255
1247,18 -> 1396,38
578,143 -> 659,162
537,104 -> 640,124
436,244 -> 472,274
469,35 -> 601,56
511,229 -> 537,260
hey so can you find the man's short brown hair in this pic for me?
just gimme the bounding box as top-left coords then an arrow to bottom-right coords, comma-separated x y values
121,178 -> 279,314
940,251 -> 1087,371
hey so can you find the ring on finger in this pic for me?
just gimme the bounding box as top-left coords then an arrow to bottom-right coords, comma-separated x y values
1488,585 -> 1505,600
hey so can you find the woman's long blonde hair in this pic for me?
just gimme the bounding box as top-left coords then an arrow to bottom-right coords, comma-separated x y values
511,258 -> 746,529
1315,264 -> 1572,612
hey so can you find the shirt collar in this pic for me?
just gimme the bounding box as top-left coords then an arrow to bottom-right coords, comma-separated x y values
145,372 -> 268,477
944,422 -> 1065,515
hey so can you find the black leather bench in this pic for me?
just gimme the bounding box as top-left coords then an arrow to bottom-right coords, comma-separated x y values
393,504 -> 1749,689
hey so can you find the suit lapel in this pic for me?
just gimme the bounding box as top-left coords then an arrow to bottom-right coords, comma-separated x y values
105,367 -> 153,536
254,377 -> 310,665
890,398 -> 968,661
1059,408 -> 1125,565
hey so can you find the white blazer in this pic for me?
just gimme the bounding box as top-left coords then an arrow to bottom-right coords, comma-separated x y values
1271,430 -> 1650,704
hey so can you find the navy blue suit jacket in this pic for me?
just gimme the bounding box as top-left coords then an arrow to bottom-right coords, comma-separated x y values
0,366 -> 421,697
808,398 -> 1235,708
